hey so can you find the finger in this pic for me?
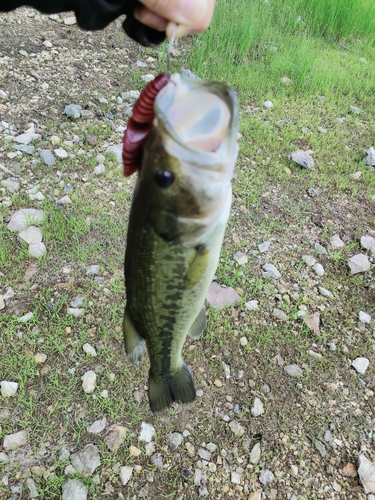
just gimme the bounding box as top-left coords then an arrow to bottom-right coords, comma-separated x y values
139,0 -> 212,30
166,0 -> 215,38
134,6 -> 168,32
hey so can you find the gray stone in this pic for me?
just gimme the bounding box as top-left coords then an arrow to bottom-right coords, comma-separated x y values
26,478 -> 39,498
273,308 -> 287,321
262,263 -> 281,279
139,422 -> 156,443
249,443 -> 261,464
222,362 -> 231,379
264,100 -> 273,108
318,287 -> 333,298
245,300 -> 259,311
302,127 -> 312,135
231,471 -> 242,484
312,263 -> 324,276
106,144 -> 123,163
359,311 -> 371,324
18,226 -> 42,246
194,468 -> 203,486
259,469 -> 274,485
251,397 -> 264,417
302,255 -> 316,266
86,264 -> 100,276
350,106 -> 360,115
67,307 -> 85,317
324,430 -> 332,441
14,144 -> 35,154
168,432 -> 183,450
348,254 -> 371,274
330,234 -> 345,248
288,150 -> 314,169
307,433 -> 326,457
29,242 -> 47,258
352,357 -> 369,375
150,453 -> 163,468
63,104 -> 82,119
54,148 -> 68,159
94,164 -> 105,175
1,178 -> 20,193
57,195 -> 72,205
205,282 -> 240,309
358,454 -> 375,494
360,235 -> 375,251
81,371 -> 96,394
18,312 -> 34,322
364,147 -> 375,166
198,448 -> 211,461
83,343 -> 97,357
7,208 -> 44,232
206,442 -> 217,452
70,296 -> 85,308
307,187 -> 319,197
142,74 -> 155,83
229,420 -> 245,438
39,149 -> 55,166
0,381 -> 18,398
120,466 -> 133,486
70,444 -> 101,476
284,364 -> 303,377
0,452 -> 9,463
234,251 -> 248,265
3,430 -> 27,450
314,242 -> 327,255
349,171 -> 362,180
13,133 -> 41,144
258,240 -> 271,253
62,479 -> 87,500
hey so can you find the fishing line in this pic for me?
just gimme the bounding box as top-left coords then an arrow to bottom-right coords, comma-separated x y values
167,23 -> 178,74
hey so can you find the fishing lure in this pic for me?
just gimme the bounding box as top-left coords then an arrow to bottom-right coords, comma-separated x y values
122,72 -> 170,177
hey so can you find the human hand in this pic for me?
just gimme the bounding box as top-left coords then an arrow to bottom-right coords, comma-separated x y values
134,0 -> 215,39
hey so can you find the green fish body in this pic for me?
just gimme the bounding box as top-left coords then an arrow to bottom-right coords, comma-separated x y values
123,73 -> 239,412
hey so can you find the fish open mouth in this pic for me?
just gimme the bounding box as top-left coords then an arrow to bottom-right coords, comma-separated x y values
163,85 -> 231,153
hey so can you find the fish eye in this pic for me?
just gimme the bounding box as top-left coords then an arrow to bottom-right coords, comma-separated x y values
155,169 -> 175,188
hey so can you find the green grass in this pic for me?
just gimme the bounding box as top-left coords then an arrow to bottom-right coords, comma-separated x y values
188,0 -> 375,99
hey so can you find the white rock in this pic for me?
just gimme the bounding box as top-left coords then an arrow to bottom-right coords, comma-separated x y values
83,343 -> 97,357
54,148 -> 68,159
120,466 -> 133,486
7,209 -> 44,232
288,150 -> 314,169
245,300 -> 258,311
234,251 -> 248,265
264,100 -> 273,108
94,164 -> 106,175
139,422 -> 156,443
62,479 -> 87,500
249,443 -> 261,464
251,397 -> 264,417
141,74 -> 155,83
87,417 -> 107,434
312,263 -> 324,276
86,265 -> 100,275
1,179 -> 20,193
360,235 -> 375,251
318,287 -> 333,298
13,133 -> 41,144
359,311 -> 371,324
364,147 -> 375,166
63,16 -> 77,25
258,240 -> 271,253
0,381 -> 18,398
106,144 -> 123,163
18,226 -> 43,245
3,430 -> 27,450
82,371 -> 97,394
29,242 -> 47,258
352,357 -> 369,375
18,312 -> 34,322
348,254 -> 371,274
67,308 -> 85,317
262,263 -> 281,279
358,454 -> 375,494
240,336 -> 248,346
34,353 -> 47,363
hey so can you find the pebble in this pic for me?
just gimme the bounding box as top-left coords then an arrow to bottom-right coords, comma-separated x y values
18,226 -> 42,246
342,463 -> 357,477
229,420 -> 245,438
81,371 -> 96,394
364,147 -> 375,166
198,448 -> 211,461
64,15 -> 77,25
358,454 -> 375,494
360,235 -> 375,251
70,444 -> 101,476
314,242 -> 327,255
54,148 -> 68,159
350,105 -> 360,114
29,242 -> 47,258
302,255 -> 316,266
0,452 -> 9,463
258,240 -> 271,252
106,144 -> 123,163
7,208 -> 44,232
62,479 -> 87,500
312,263 -> 324,276
304,312 -> 320,334
34,353 -> 47,363
249,493 -> 261,500
264,100 -> 273,108
245,300 -> 259,311
249,443 -> 261,464
214,379 -> 223,387
150,453 -> 164,468
18,312 -> 34,322
3,430 -> 27,450
318,127 -> 327,133
359,311 -> 371,324
240,336 -> 248,346
259,469 -> 275,485
120,466 -> 133,486
87,417 -> 107,434
273,308 -> 287,321
318,287 -> 333,298
57,195 -> 72,205
205,282 -> 240,309
262,263 -> 281,279
14,144 -> 34,154
94,164 -> 106,175
1,178 -> 20,193
83,343 -> 97,357
185,442 -> 195,457
0,381 -> 18,398
168,432 -> 183,450
129,445 -> 141,457
231,471 -> 242,484
352,357 -> 369,375
86,264 -> 100,276
349,171 -> 362,180
139,422 -> 156,443
141,74 -> 155,83
330,234 -> 345,248
348,254 -> 371,274
63,104 -> 82,119
67,307 -> 85,317
251,397 -> 264,417
13,133 -> 41,144
284,364 -> 303,377
307,187 -> 319,197
39,149 -> 55,166
288,150 -> 314,169
234,251 -> 248,265
104,426 -> 127,452
222,362 -> 231,378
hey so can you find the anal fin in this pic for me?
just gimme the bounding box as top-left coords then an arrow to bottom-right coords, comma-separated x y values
189,306 -> 207,339
148,363 -> 196,413
123,308 -> 145,367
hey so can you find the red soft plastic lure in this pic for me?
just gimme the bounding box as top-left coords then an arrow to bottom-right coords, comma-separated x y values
122,73 -> 170,177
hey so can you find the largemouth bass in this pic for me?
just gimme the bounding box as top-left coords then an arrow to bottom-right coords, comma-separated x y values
123,73 -> 239,412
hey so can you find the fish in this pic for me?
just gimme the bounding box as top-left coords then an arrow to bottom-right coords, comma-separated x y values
123,72 -> 239,412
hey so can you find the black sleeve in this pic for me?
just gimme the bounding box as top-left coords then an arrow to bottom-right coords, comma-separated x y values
1,0 -> 166,47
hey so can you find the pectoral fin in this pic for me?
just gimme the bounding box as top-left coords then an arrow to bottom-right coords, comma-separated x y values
189,306 -> 207,339
186,245 -> 210,287
123,308 -> 145,367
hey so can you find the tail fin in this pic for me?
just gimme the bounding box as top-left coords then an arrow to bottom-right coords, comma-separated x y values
148,364 -> 196,413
